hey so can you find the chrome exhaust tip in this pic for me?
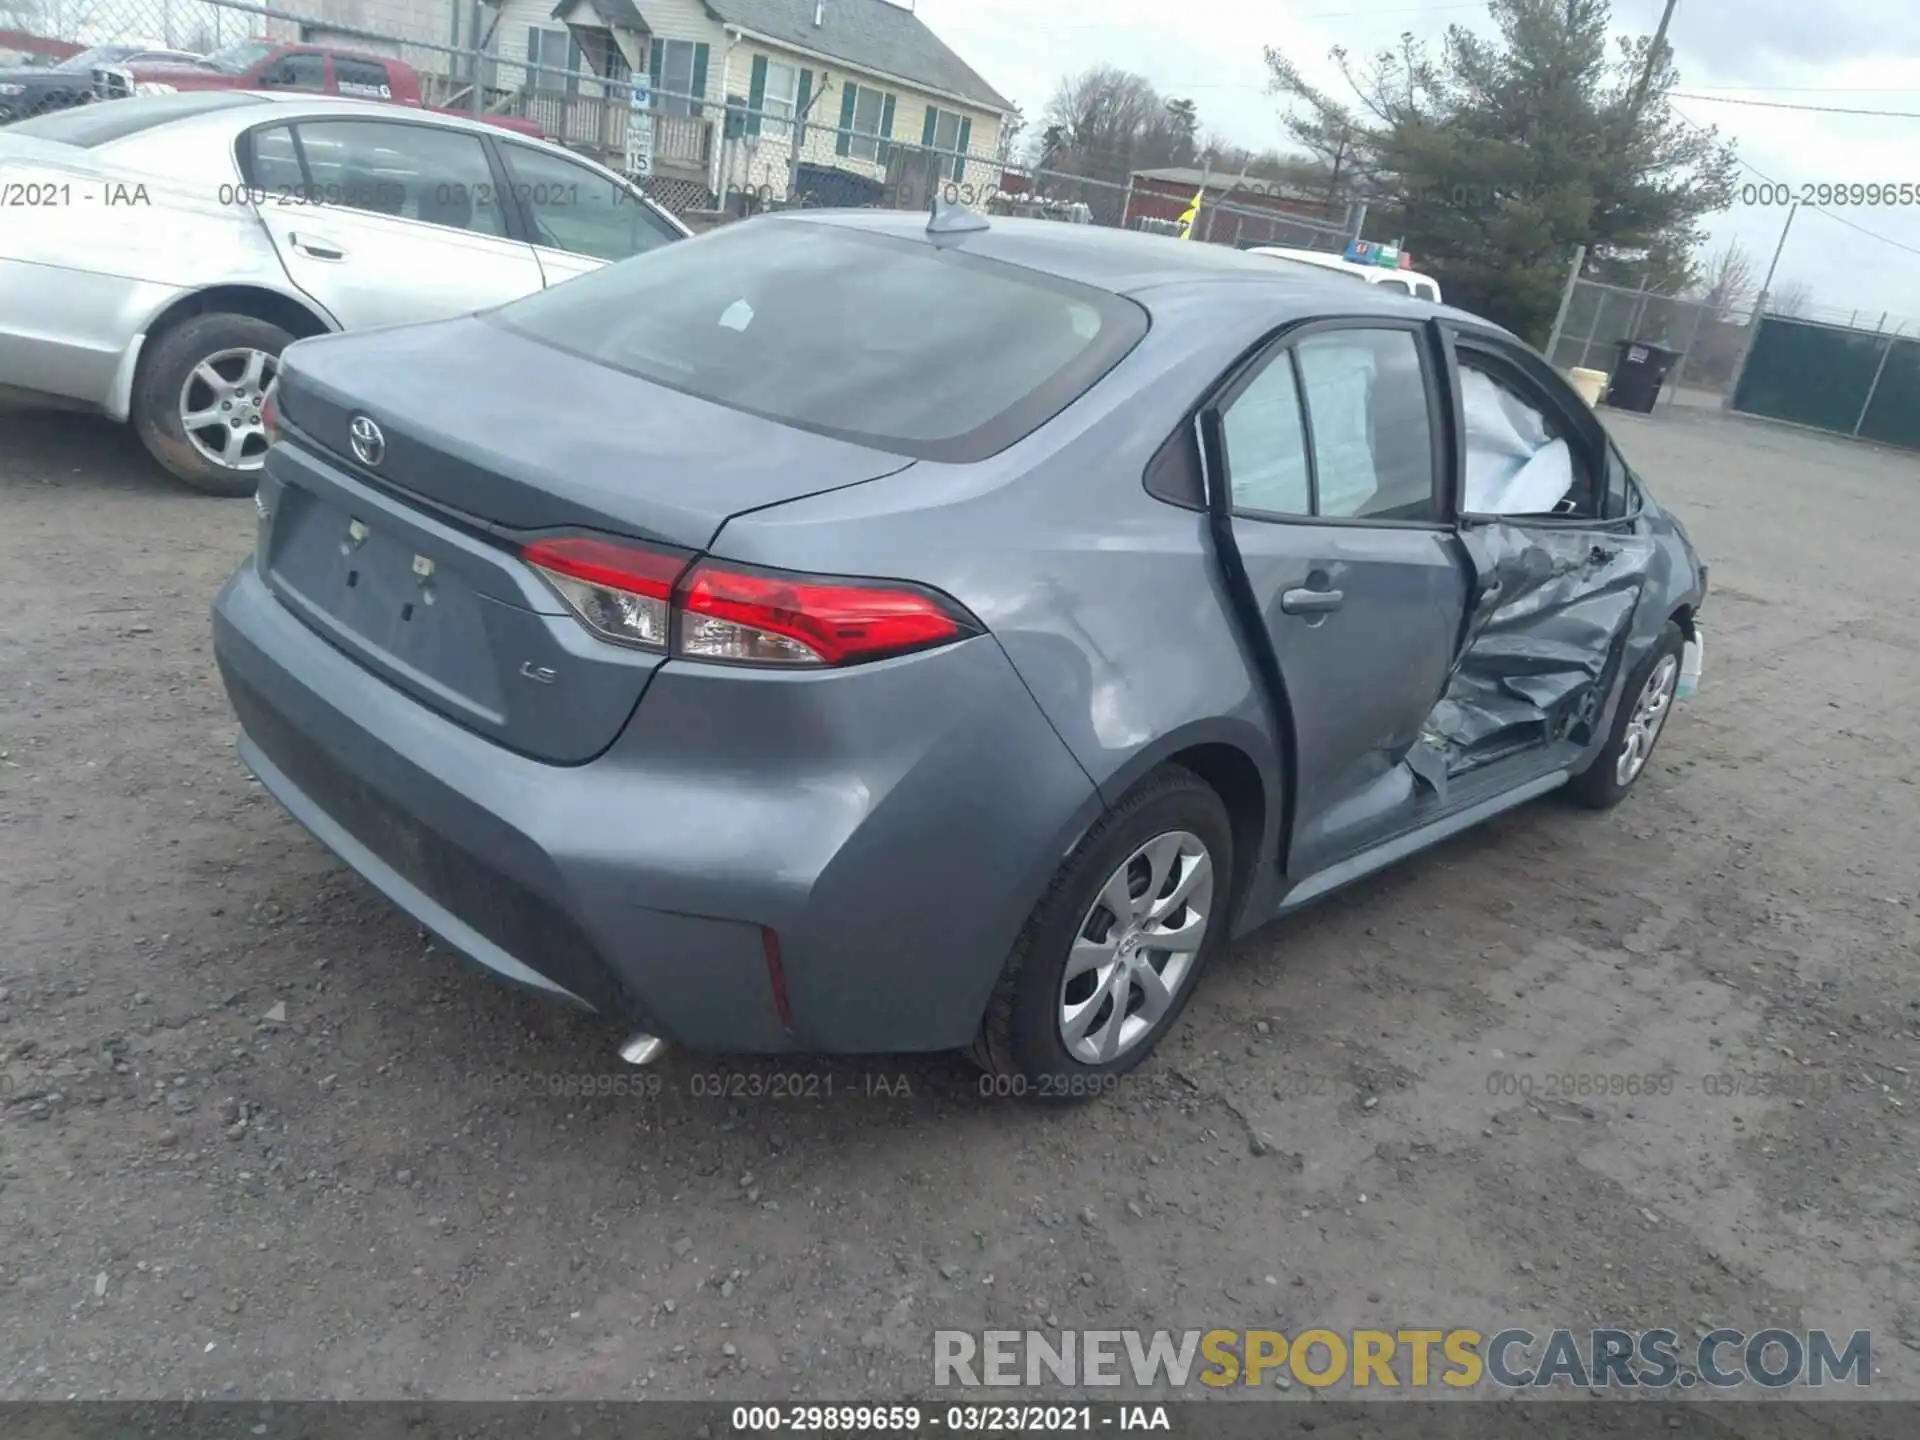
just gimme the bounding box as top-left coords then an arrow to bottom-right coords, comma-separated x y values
618,1032 -> 667,1066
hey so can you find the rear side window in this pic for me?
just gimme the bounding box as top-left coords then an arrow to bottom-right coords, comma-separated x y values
491,219 -> 1148,462
0,91 -> 265,145
497,142 -> 678,261
334,57 -> 394,98
259,52 -> 327,88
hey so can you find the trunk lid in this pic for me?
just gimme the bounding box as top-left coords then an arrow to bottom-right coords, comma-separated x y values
275,317 -> 915,548
261,317 -> 915,762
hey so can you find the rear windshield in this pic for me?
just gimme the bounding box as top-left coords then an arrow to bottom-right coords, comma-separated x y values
491,218 -> 1148,463
1,92 -> 265,145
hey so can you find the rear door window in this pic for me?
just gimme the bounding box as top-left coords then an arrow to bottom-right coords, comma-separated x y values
1218,326 -> 1440,523
287,119 -> 511,236
490,218 -> 1148,462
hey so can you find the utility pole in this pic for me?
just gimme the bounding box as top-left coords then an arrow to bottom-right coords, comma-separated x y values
1726,200 -> 1798,411
1625,0 -> 1680,124
1759,200 -> 1798,298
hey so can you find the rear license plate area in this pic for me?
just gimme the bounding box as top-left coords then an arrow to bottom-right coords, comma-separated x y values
265,485 -> 506,718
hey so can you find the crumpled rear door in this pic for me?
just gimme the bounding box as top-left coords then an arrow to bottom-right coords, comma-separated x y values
1431,520 -> 1656,774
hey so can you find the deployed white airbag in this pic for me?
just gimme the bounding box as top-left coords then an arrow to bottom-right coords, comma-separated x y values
1460,366 -> 1574,515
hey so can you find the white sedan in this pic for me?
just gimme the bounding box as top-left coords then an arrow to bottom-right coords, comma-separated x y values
0,91 -> 687,493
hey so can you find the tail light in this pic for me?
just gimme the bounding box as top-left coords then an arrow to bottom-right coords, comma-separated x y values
260,383 -> 280,447
522,536 -> 687,650
522,535 -> 979,667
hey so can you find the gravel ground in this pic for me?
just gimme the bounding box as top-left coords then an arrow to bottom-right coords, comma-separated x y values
1,401 -> 1916,1402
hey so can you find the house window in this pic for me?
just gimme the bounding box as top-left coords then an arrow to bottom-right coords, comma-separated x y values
760,59 -> 798,122
651,38 -> 707,115
839,81 -> 893,163
921,105 -> 972,182
526,27 -> 580,95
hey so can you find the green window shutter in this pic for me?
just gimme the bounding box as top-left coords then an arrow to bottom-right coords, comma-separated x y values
795,67 -> 812,144
746,53 -> 766,136
647,38 -> 662,94
876,91 -> 895,166
920,105 -> 937,147
835,81 -> 856,156
953,115 -> 970,182
689,42 -> 708,117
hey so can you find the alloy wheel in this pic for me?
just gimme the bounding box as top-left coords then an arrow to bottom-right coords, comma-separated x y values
1058,830 -> 1214,1065
179,347 -> 278,473
1616,653 -> 1679,786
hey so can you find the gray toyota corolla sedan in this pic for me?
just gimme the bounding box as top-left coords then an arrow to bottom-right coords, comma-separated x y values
210,205 -> 1708,1088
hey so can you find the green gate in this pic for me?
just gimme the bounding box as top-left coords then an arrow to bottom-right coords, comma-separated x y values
1732,315 -> 1920,450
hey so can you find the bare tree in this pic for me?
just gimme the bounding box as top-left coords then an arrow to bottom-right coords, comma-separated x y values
1,0 -> 102,42
1769,279 -> 1814,318
993,104 -> 1025,168
1042,65 -> 1176,186
1694,239 -> 1757,319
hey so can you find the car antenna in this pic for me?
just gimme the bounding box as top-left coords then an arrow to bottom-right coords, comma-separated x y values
926,193 -> 989,245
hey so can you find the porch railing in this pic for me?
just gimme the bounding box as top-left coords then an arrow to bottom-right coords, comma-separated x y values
499,86 -> 713,174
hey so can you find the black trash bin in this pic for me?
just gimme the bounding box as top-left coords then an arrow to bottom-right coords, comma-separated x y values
1604,340 -> 1681,414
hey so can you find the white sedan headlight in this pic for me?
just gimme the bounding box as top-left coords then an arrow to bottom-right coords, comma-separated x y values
132,82 -> 177,96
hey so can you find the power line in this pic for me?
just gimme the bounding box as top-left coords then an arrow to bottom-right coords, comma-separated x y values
1668,103 -> 1920,261
1670,91 -> 1920,119
997,1 -> 1488,30
1684,84 -> 1920,94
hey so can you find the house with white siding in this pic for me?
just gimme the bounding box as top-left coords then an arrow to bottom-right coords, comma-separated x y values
295,0 -> 1015,206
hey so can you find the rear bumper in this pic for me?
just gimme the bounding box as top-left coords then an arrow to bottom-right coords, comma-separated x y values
211,561 -> 1101,1054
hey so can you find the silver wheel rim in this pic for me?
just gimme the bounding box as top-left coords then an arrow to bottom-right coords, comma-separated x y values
1058,830 -> 1214,1065
179,346 -> 277,473
1616,653 -> 1679,786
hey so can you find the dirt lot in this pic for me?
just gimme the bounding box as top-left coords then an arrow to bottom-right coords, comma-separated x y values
1,400 -> 1916,1403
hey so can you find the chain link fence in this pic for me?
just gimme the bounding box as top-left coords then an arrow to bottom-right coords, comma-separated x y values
1544,272 -> 1749,413
2,0 -> 1361,252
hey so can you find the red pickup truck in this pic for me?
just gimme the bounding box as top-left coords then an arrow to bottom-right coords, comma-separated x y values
92,38 -> 545,137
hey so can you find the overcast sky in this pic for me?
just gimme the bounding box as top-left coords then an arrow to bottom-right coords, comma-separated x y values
918,0 -> 1920,325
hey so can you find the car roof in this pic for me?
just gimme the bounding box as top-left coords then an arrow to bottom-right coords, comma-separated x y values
1250,245 -> 1442,287
773,209 -> 1496,333
59,90 -> 573,153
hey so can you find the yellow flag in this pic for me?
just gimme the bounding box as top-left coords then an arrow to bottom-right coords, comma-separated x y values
1177,184 -> 1204,239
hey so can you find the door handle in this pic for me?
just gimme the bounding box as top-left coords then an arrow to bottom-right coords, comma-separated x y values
289,233 -> 347,261
1280,587 -> 1345,616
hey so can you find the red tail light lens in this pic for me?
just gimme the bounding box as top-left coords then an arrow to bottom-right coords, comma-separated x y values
260,384 -> 279,447
678,560 -> 978,666
523,538 -> 978,667
523,536 -> 691,651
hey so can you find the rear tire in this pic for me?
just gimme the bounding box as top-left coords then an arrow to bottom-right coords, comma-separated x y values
970,765 -> 1234,1100
1565,621 -> 1686,810
133,312 -> 292,497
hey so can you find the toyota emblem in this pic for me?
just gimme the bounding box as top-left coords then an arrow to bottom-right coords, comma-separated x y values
348,414 -> 386,468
